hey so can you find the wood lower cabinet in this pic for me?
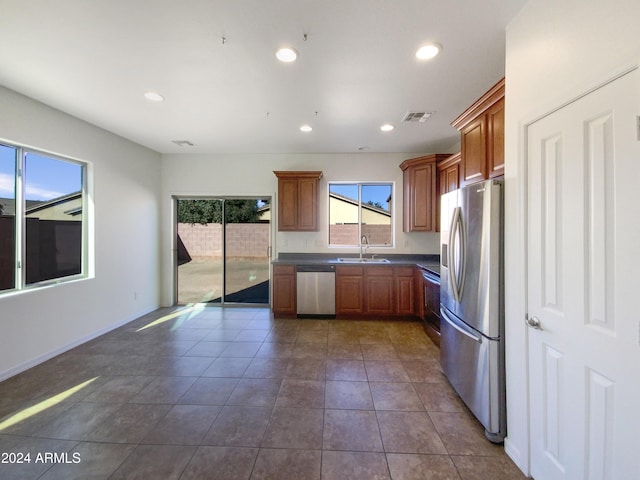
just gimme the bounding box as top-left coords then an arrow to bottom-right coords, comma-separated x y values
274,263 -> 426,320
337,264 -> 415,317
395,267 -> 415,315
451,78 -> 505,187
365,267 -> 394,314
273,171 -> 322,231
336,265 -> 365,314
272,265 -> 296,316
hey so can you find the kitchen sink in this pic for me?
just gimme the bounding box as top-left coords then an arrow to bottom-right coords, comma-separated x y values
336,257 -> 390,263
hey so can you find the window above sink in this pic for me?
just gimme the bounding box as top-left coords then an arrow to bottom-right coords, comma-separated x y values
328,182 -> 394,247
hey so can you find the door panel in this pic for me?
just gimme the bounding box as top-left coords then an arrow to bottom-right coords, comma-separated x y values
527,67 -> 640,480
224,198 -> 270,304
176,199 -> 224,304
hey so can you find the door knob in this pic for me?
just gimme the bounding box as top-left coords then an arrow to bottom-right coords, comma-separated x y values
526,315 -> 543,330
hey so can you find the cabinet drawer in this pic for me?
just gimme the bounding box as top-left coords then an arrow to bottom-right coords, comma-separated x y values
366,266 -> 393,276
273,264 -> 295,275
394,266 -> 414,277
336,265 -> 364,276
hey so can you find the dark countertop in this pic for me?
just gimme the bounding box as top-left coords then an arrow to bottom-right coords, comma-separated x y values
273,253 -> 440,276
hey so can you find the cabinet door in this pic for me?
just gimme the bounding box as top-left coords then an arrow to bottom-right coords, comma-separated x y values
336,273 -> 364,314
297,177 -> 318,231
396,275 -> 415,315
487,97 -> 505,178
336,276 -> 364,314
277,178 -> 299,231
365,275 -> 394,314
274,171 -> 321,232
410,162 -> 437,231
444,164 -> 460,193
439,163 -> 460,195
272,266 -> 296,315
461,116 -> 487,186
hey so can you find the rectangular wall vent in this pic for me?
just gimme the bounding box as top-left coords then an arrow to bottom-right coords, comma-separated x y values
402,111 -> 434,123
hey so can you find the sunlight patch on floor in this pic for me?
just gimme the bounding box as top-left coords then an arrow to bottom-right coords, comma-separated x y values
135,303 -> 207,332
0,377 -> 99,431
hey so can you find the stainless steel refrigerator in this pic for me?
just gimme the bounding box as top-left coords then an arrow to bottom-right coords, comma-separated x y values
440,178 -> 505,443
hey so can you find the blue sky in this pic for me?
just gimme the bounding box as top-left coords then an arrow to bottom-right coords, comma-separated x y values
0,145 -> 82,201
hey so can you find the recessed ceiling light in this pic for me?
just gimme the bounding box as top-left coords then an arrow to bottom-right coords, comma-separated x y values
276,47 -> 298,63
300,125 -> 312,132
144,91 -> 164,102
416,43 -> 442,60
380,124 -> 395,132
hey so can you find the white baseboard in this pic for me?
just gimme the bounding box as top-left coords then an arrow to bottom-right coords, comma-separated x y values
0,306 -> 159,382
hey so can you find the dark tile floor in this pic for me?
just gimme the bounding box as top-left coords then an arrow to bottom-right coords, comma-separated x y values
0,307 -> 527,479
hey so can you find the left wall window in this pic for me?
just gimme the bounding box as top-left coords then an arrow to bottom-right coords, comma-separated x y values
0,143 -> 86,292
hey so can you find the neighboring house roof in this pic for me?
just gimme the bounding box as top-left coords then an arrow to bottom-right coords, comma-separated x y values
256,204 -> 271,222
25,191 -> 82,216
328,191 -> 391,218
0,192 -> 82,219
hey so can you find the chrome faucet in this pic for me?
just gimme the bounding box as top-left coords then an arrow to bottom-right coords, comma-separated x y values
360,235 -> 369,260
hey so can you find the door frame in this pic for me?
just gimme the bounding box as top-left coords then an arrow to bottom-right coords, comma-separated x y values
507,61 -> 639,477
172,195 -> 272,307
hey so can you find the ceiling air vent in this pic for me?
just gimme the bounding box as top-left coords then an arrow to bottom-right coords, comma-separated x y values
401,111 -> 434,123
172,140 -> 195,147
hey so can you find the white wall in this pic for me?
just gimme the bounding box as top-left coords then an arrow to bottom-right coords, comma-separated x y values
504,0 -> 640,474
160,152 -> 445,305
0,87 -> 162,380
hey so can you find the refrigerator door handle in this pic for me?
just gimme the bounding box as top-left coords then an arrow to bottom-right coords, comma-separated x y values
441,308 -> 482,344
448,206 -> 466,302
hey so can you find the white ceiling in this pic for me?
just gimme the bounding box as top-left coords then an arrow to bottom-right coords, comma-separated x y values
0,0 -> 527,155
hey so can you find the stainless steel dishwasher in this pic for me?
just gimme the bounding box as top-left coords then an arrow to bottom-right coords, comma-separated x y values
296,264 -> 336,317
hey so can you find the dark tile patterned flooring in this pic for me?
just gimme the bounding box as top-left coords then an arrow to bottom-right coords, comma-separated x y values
0,307 -> 527,479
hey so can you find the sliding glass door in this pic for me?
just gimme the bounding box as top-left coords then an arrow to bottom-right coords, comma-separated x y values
175,197 -> 270,305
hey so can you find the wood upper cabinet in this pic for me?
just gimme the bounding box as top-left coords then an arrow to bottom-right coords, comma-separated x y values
273,171 -> 322,231
451,78 -> 505,186
272,265 -> 296,316
400,154 -> 451,232
437,152 -> 462,196
486,97 -> 505,178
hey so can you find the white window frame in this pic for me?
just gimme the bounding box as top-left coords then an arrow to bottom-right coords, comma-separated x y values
0,141 -> 90,294
328,181 -> 395,248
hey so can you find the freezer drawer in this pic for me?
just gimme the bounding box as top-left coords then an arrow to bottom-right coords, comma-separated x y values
440,307 -> 505,442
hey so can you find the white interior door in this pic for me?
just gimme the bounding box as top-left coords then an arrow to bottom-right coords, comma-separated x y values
526,67 -> 640,480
